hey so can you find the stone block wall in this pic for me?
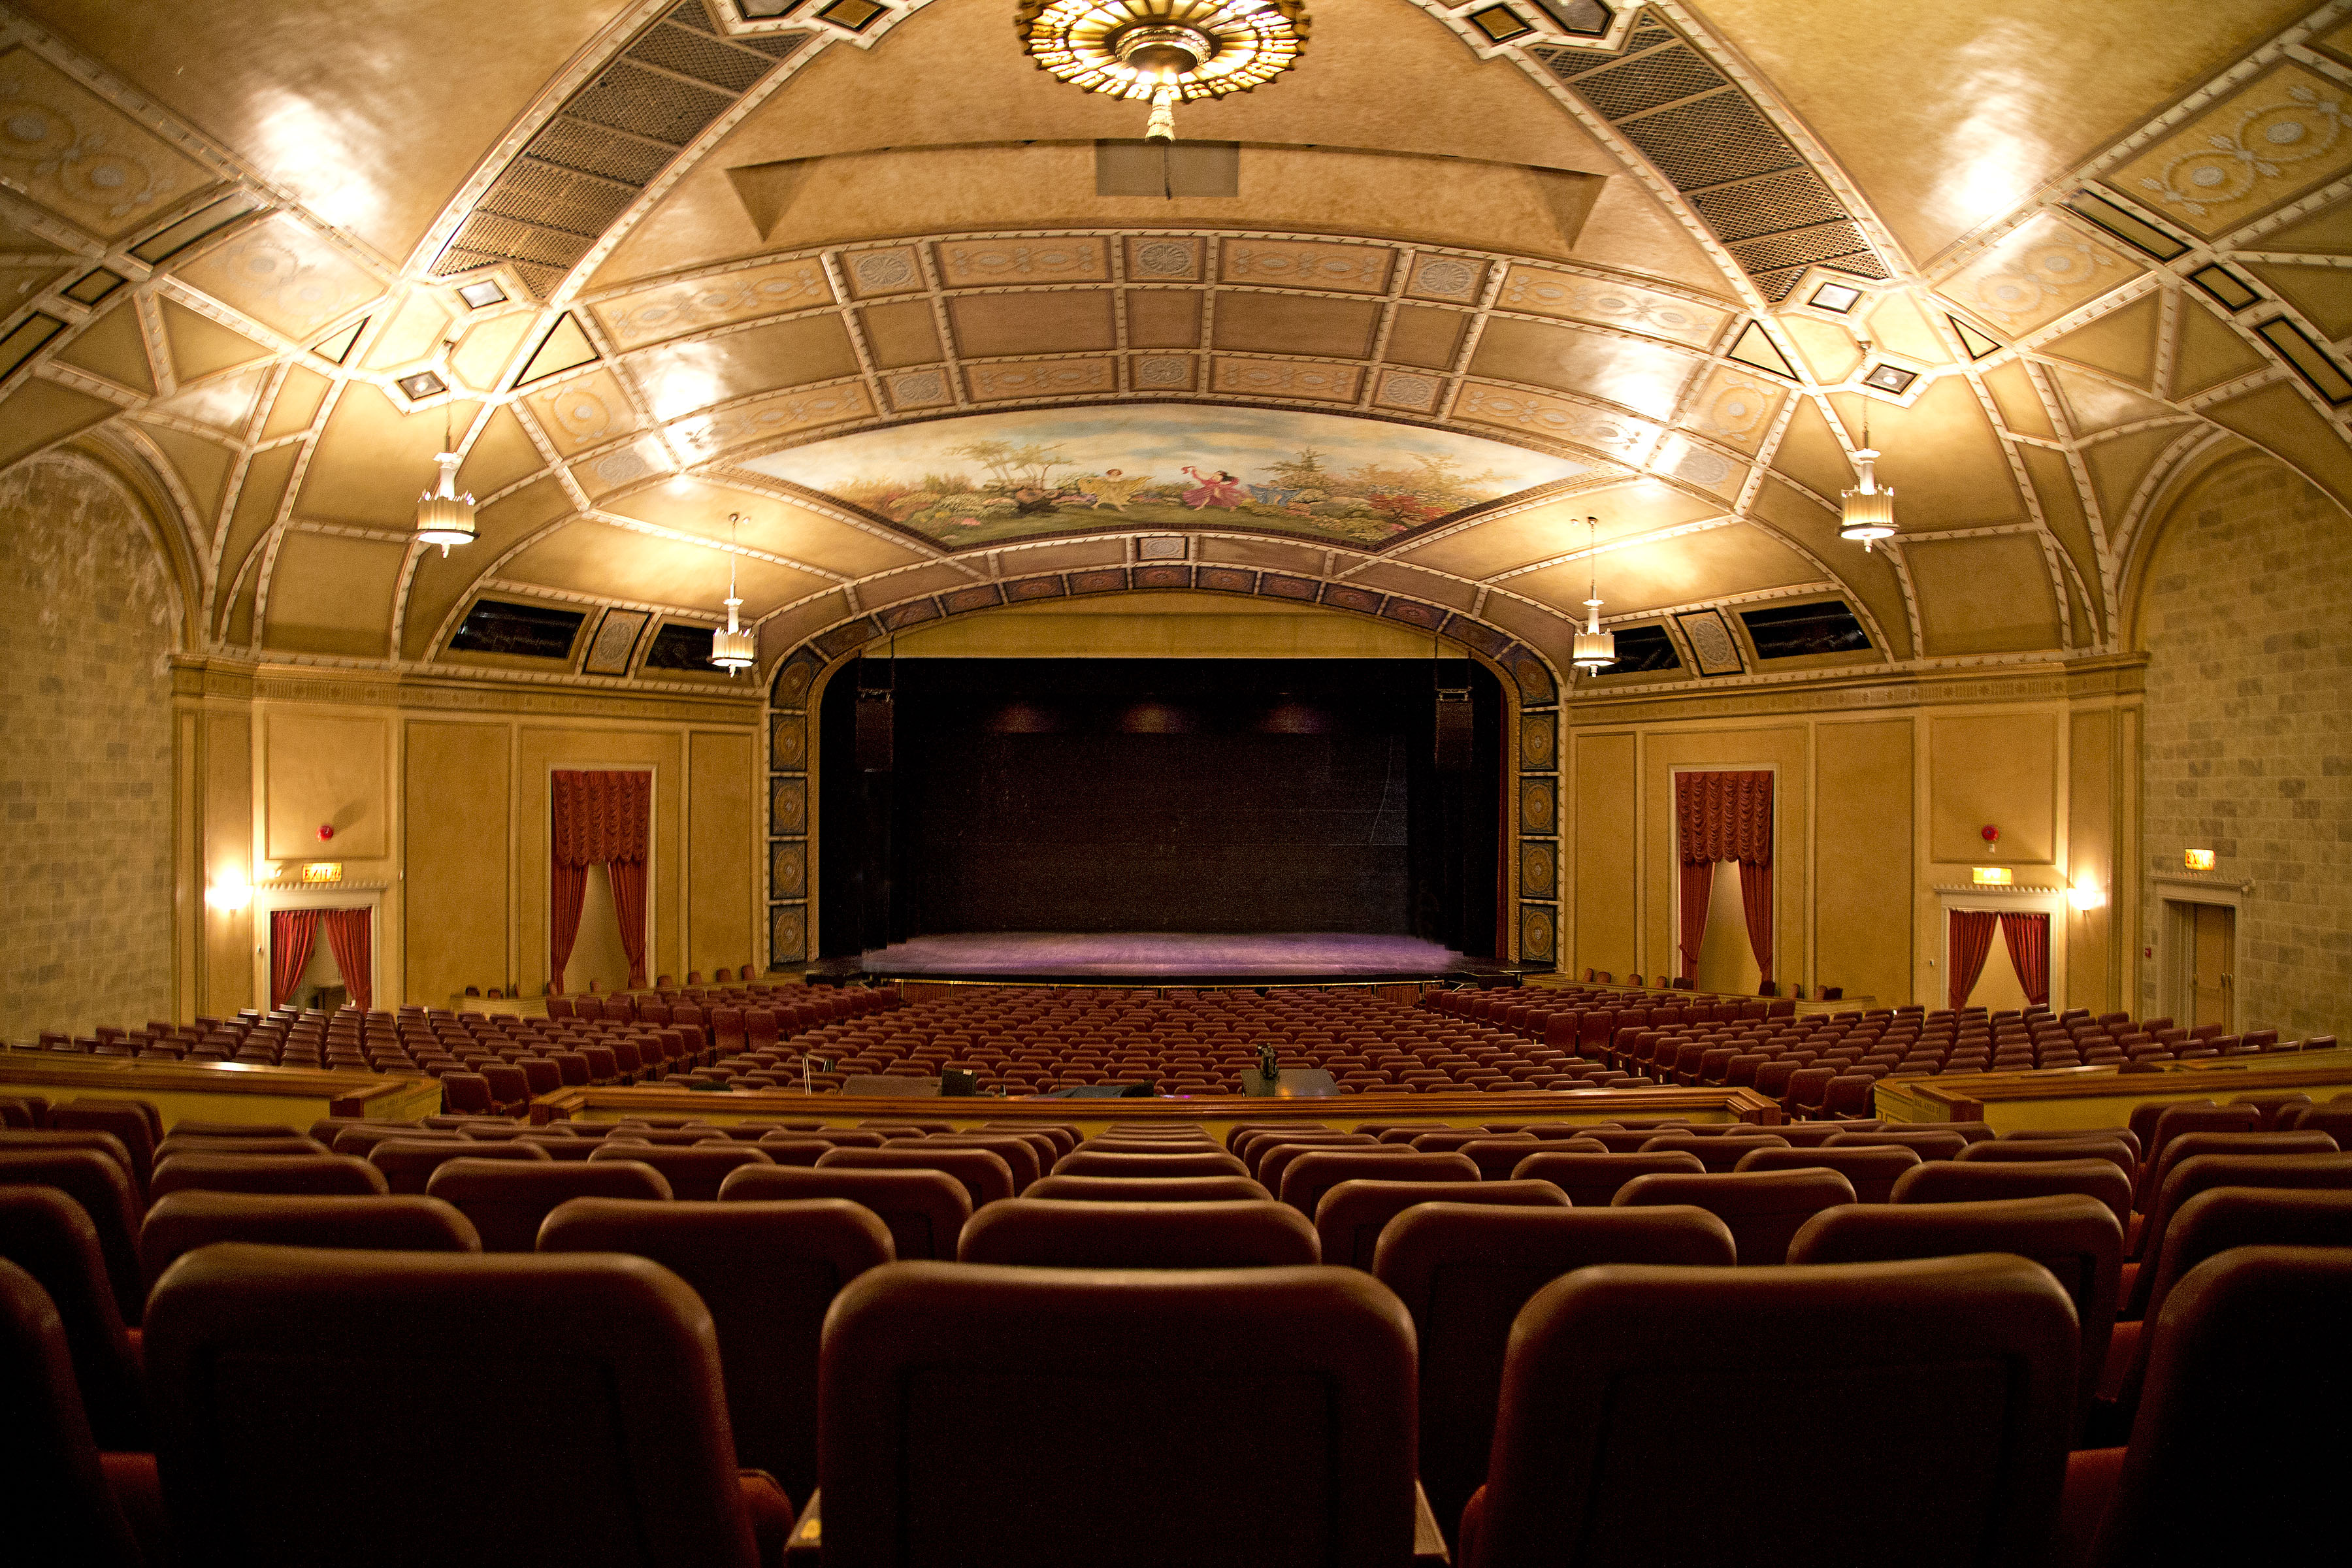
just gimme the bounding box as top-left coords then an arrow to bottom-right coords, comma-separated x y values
2140,458 -> 2351,1040
0,455 -> 180,1039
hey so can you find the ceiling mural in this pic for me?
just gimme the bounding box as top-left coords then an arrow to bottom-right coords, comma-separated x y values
0,0 -> 2348,693
743,402 -> 1590,548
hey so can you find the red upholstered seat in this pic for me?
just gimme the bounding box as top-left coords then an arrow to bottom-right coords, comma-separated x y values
1280,1149 -> 1478,1217
1374,1203 -> 1735,1545
1895,1158 -> 2136,1225
149,1152 -> 389,1201
139,1190 -> 480,1281
0,1258 -> 153,1568
1048,1149 -> 1252,1181
1956,1136 -> 2140,1185
956,1198 -> 1319,1268
368,1135 -> 549,1196
48,1103 -> 159,1200
815,1146 -> 1013,1209
144,1245 -> 780,1568
1825,1127 -> 1970,1162
587,1142 -> 774,1201
0,1188 -> 146,1450
1511,1150 -> 1705,1207
425,1158 -> 672,1251
540,1196 -> 891,1505
1612,1168 -> 1856,1265
1461,1137 -> 1601,1181
721,1164 -> 972,1260
892,1134 -> 1043,1192
0,1147 -> 145,1326
1314,1179 -> 1569,1271
1733,1143 -> 1921,1203
1024,1174 -> 1273,1205
2121,1151 -> 2352,1318
1637,1132 -> 1792,1173
1460,1254 -> 2078,1568
817,1262 -> 1418,1567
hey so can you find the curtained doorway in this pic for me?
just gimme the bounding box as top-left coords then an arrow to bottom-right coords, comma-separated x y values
266,906 -> 374,1013
562,865 -> 635,995
1693,857 -> 1764,996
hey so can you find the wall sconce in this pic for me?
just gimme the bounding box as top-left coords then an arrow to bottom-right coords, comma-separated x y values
2184,849 -> 2216,871
2068,879 -> 2105,911
204,878 -> 252,911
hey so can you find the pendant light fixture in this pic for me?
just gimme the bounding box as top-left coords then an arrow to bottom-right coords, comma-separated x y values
1840,340 -> 1899,552
709,512 -> 756,674
1571,514 -> 1616,674
1017,1 -> 1309,144
413,409 -> 476,557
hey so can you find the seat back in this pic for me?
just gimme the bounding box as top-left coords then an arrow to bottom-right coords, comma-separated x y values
1461,1137 -> 1601,1180
1375,1204 -> 1735,1545
2126,1152 -> 2352,1316
1787,1194 -> 2122,1428
2087,1247 -> 2352,1568
897,1135 -> 1041,1192
1256,1138 -> 1409,1196
1955,1137 -> 2138,1183
588,1142 -> 773,1201
149,1152 -> 389,1201
153,1135 -> 328,1162
48,1104 -> 157,1198
818,1262 -> 1416,1568
0,1188 -> 145,1450
424,1158 -> 672,1250
956,1198 -> 1318,1267
1894,1157 -> 2134,1224
2141,1130 -> 2338,1209
144,1245 -> 762,1568
1467,1255 -> 2077,1568
1733,1144 -> 1921,1203
1612,1168 -> 1857,1264
0,1258 -> 144,1568
1511,1151 -> 1706,1207
1637,1133 -> 1791,1173
0,1149 -> 144,1326
720,1164 -> 971,1260
1024,1174 -> 1273,1205
815,1147 -> 1013,1209
1824,1127 -> 1969,1161
369,1135 -> 548,1196
1280,1149 -> 1478,1216
1315,1179 -> 1568,1270
540,1196 -> 891,1503
139,1191 -> 480,1281
1048,1149 -> 1251,1181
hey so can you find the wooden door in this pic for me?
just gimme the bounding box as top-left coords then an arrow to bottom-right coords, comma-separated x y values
2190,904 -> 2234,1029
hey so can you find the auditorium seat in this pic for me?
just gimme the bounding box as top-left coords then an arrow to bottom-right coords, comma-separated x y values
0,1187 -> 146,1450
1048,1149 -> 1251,1181
892,1134 -> 1043,1193
0,1149 -> 144,1326
588,1142 -> 774,1201
1956,1136 -> 2140,1184
1280,1149 -> 1478,1217
1511,1150 -> 1705,1206
1638,1132 -> 1791,1173
144,1245 -> 787,1568
1459,1254 -> 2077,1568
369,1134 -> 549,1195
2059,1247 -> 2351,1568
329,1124 -> 464,1158
1894,1158 -> 2136,1225
425,1158 -> 673,1251
139,1191 -> 482,1282
816,1261 -> 1420,1567
1374,1203 -> 1735,1543
815,1146 -> 1013,1209
2121,1151 -> 2352,1318
1316,1179 -> 1570,1271
1024,1173 -> 1273,1204
1825,1127 -> 1970,1161
1612,1168 -> 1856,1264
148,1151 -> 390,1201
1733,1142 -> 1921,1202
956,1198 -> 1319,1268
721,1164 -> 972,1260
48,1103 -> 159,1199
2134,1131 -> 2338,1228
1258,1139 -> 1426,1198
540,1196 -> 892,1505
753,1136 -> 835,1167
1787,1194 -> 2123,1429
1461,1137 -> 1602,1180
0,1258 -> 157,1568
152,1134 -> 329,1162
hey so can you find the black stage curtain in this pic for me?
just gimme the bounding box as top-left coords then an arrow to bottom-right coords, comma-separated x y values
819,657 -> 1498,955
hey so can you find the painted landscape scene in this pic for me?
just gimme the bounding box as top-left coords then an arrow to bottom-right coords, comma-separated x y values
745,404 -> 1585,548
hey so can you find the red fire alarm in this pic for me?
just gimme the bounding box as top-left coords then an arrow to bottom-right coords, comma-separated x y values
317,824 -> 335,842
1980,824 -> 1999,846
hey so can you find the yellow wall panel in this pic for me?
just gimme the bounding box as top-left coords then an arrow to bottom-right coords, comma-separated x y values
202,708 -> 253,1017
689,731 -> 755,977
403,721 -> 510,1007
1929,712 -> 2058,864
1572,732 -> 1638,979
2067,707 -> 2119,1013
264,712 -> 391,862
1814,719 -> 1914,1004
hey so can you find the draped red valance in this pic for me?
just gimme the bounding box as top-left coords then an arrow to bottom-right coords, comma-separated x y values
551,770 -> 651,868
1676,770 -> 1773,866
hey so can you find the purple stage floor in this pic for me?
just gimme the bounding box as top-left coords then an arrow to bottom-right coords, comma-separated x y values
862,932 -> 1466,979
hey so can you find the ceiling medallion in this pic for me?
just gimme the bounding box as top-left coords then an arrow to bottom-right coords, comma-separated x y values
1017,1 -> 1309,142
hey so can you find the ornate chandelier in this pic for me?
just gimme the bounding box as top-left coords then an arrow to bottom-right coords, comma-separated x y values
710,512 -> 756,674
413,410 -> 476,557
1570,515 -> 1616,674
1017,1 -> 1309,142
1840,340 -> 1899,553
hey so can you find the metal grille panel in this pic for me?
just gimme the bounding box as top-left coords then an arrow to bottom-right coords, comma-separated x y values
1572,45 -> 1727,120
1689,168 -> 1846,240
626,22 -> 776,93
528,116 -> 678,185
568,60 -> 734,146
1727,220 -> 1874,272
1622,93 -> 1799,188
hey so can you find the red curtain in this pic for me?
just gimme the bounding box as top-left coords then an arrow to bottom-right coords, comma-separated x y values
320,908 -> 372,1013
1676,770 -> 1773,983
269,909 -> 319,1011
1948,909 -> 1999,1010
549,770 -> 651,993
2001,911 -> 2051,1007
1739,860 -> 1774,984
608,858 -> 649,990
550,860 -> 588,994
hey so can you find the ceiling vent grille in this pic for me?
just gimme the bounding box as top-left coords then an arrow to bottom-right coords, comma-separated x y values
1530,24 -> 1887,301
433,3 -> 808,297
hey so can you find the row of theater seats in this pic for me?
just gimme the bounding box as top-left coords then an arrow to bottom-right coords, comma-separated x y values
4,1104 -> 2345,1565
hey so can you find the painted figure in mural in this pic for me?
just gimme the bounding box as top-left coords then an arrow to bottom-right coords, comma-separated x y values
1075,468 -> 1155,510
1181,466 -> 1246,509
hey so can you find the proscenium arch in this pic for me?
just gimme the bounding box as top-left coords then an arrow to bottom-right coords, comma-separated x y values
758,578 -> 1567,972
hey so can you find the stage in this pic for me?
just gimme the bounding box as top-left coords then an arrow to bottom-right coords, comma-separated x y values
840,931 -> 1522,987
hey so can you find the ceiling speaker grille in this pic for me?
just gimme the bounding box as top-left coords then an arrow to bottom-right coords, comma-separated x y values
1537,17 -> 1886,299
431,14 -> 808,297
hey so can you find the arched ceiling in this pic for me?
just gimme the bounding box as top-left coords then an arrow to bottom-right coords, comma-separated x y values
3,0 -> 2347,694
